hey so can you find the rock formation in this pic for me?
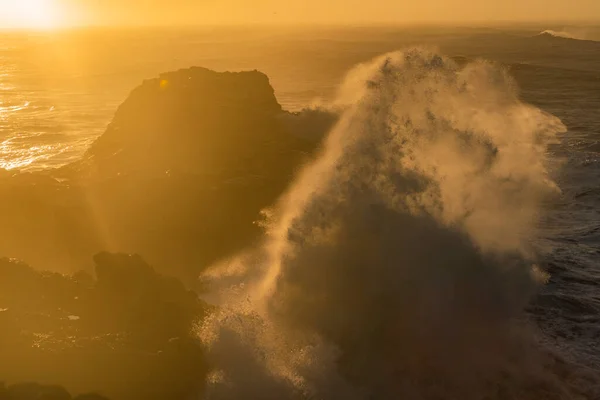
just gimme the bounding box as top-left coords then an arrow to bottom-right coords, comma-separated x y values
0,254 -> 208,400
0,67 -> 332,280
66,67 -> 300,178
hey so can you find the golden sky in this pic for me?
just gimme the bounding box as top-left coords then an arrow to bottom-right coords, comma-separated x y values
1,0 -> 600,28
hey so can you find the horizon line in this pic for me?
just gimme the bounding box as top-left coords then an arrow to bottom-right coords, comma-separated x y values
1,19 -> 599,33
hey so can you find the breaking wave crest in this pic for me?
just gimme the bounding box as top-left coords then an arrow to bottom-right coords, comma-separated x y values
196,48 -> 596,399
539,29 -> 600,42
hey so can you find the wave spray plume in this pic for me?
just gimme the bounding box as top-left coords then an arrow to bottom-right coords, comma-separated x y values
197,48 -> 594,400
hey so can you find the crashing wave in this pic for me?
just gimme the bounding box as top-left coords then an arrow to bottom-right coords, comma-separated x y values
196,48 -> 599,399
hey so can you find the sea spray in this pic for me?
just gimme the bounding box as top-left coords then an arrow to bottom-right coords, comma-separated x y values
198,48 -> 580,399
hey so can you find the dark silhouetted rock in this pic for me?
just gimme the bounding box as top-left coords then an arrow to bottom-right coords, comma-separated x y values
6,383 -> 71,400
0,383 -> 110,400
0,254 -> 209,400
66,67 -> 305,179
73,395 -> 110,400
0,67 -> 331,281
0,383 -> 7,400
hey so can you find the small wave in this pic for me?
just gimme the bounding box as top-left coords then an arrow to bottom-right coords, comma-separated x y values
538,29 -> 599,42
0,101 -> 30,113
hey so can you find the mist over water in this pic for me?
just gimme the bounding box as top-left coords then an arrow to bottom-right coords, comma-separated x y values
197,49 -> 589,399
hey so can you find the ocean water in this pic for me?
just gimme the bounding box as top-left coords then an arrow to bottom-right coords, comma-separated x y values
1,25 -> 600,397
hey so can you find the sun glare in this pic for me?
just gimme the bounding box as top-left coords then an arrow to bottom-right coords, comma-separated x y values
0,0 -> 61,29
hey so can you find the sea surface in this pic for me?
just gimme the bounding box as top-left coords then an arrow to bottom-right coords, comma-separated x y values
1,24 -> 600,381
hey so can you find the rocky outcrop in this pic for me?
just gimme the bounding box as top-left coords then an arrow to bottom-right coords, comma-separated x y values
0,383 -> 74,400
0,382 -> 107,400
65,67 -> 308,179
0,255 -> 209,400
0,67 -> 332,280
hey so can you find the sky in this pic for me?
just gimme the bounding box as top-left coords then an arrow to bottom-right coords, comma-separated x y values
1,0 -> 600,28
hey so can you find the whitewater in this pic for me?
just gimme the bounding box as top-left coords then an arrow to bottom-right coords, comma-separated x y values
198,49 -> 596,399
